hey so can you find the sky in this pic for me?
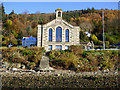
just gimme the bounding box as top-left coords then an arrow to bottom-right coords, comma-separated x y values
1,0 -> 120,2
2,2 -> 119,14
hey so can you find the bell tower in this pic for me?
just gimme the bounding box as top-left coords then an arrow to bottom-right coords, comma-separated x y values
55,8 -> 62,19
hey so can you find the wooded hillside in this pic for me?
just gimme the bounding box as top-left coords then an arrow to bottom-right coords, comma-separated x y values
1,3 -> 119,47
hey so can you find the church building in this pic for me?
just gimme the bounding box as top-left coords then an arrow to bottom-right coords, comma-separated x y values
37,8 -> 80,51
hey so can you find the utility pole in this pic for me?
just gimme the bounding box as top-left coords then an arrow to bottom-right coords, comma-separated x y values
102,11 -> 105,50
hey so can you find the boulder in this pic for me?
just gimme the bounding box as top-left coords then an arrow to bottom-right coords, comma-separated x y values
21,64 -> 25,69
12,68 -> 17,71
17,63 -> 21,69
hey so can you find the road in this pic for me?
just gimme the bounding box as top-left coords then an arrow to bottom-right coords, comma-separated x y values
84,48 -> 120,51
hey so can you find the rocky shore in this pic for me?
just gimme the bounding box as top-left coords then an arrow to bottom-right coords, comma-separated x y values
0,70 -> 119,88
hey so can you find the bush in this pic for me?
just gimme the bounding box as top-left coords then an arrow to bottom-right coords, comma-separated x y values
99,46 -> 103,49
49,47 -> 119,72
111,50 -> 118,55
2,47 -> 43,70
69,45 -> 83,56
97,40 -> 103,45
22,47 -> 43,64
82,51 -> 87,57
90,34 -> 98,44
105,41 -> 109,46
109,45 -> 116,48
29,62 -> 36,69
49,50 -> 79,71
18,40 -> 22,45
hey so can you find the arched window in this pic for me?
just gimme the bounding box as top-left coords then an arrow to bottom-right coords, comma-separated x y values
65,29 -> 69,42
49,28 -> 52,41
56,27 -> 62,42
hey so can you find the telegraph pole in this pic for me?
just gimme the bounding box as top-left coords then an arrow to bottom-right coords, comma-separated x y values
102,11 -> 105,50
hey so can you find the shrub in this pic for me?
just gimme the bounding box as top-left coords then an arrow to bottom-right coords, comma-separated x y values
49,50 -> 58,60
90,34 -> 98,44
98,51 -> 118,71
2,47 -> 43,70
29,62 -> 36,69
111,50 -> 118,55
11,52 -> 29,64
48,49 -> 119,72
9,47 -> 18,52
18,40 -> 22,45
99,46 -> 103,49
69,45 -> 83,56
105,41 -> 110,46
49,50 -> 79,71
111,45 -> 116,48
82,51 -> 87,57
97,40 -> 103,45
22,49 -> 34,57
11,39 -> 18,46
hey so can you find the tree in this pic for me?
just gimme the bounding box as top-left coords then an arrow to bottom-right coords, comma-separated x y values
11,39 -> 18,46
87,8 -> 91,13
7,19 -> 12,26
23,10 -> 29,27
12,30 -> 18,39
1,3 -> 7,24
31,21 -> 38,28
17,31 -> 22,39
80,31 -> 90,42
9,10 -> 15,15
2,36 -> 9,46
26,25 -> 32,36
6,19 -> 12,35
1,3 -> 5,16
79,21 -> 94,33
91,7 -> 95,13
90,34 -> 98,44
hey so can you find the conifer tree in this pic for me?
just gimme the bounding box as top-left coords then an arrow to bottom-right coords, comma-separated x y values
1,3 -> 5,16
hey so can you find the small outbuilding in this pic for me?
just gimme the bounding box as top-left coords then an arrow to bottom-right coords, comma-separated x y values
22,36 -> 37,47
80,41 -> 94,50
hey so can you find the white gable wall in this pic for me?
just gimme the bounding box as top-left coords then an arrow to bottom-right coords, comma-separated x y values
37,9 -> 80,51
